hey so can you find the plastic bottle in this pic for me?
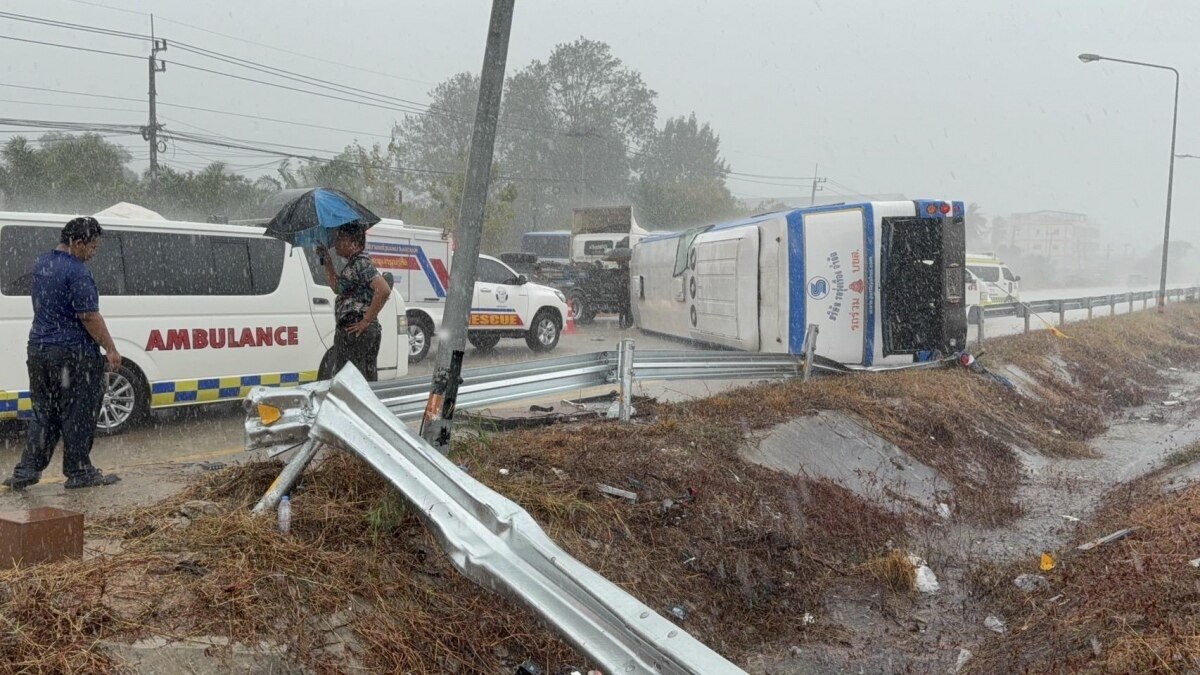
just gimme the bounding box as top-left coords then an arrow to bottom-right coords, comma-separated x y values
278,495 -> 291,533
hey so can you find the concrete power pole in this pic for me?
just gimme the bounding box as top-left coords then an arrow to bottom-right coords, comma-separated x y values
419,0 -> 516,452
809,163 -> 826,206
143,16 -> 167,195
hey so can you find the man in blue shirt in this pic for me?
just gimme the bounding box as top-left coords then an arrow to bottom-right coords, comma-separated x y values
3,217 -> 122,490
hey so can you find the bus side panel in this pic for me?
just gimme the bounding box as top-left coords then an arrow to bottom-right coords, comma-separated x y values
689,227 -> 760,350
757,218 -> 788,354
797,208 -> 869,364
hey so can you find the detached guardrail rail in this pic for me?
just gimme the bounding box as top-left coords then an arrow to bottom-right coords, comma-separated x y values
246,368 -> 748,674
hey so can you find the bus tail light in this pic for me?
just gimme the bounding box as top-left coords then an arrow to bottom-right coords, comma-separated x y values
940,202 -> 951,215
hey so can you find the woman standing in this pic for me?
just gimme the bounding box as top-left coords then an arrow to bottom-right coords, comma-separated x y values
316,225 -> 391,381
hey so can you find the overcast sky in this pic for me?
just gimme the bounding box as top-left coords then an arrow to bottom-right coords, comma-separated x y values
3,0 -> 1198,255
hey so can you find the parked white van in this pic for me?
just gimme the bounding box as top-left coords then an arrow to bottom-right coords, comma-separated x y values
0,212 -> 410,435
965,253 -> 1020,322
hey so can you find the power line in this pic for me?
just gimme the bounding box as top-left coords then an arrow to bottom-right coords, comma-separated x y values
0,97 -> 143,114
0,9 -> 149,41
0,82 -> 393,139
53,0 -> 438,87
0,33 -> 143,60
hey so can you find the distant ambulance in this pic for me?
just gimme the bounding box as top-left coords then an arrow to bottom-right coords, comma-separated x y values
965,253 -> 1020,322
630,200 -> 968,365
0,211 -> 411,435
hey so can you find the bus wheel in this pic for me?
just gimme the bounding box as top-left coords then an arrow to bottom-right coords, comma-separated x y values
97,363 -> 149,436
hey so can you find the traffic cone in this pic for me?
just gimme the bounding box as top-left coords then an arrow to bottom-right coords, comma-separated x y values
564,310 -> 577,335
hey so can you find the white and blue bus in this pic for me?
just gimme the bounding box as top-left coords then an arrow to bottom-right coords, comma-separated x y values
630,200 -> 968,366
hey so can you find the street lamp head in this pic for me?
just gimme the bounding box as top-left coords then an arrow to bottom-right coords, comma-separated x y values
1078,53 -> 1102,63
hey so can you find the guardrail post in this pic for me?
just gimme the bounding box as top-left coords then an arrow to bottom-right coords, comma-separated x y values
1128,294 -> 1134,314
802,324 -> 819,381
976,308 -> 987,344
1109,294 -> 1116,316
1023,304 -> 1031,333
1087,298 -> 1094,321
617,338 -> 635,422
1144,295 -> 1149,310
252,439 -> 323,516
1058,300 -> 1066,326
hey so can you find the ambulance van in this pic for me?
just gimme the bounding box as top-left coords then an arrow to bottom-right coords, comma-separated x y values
0,212 -> 410,435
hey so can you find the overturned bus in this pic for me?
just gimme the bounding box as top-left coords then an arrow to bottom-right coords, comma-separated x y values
629,200 -> 968,366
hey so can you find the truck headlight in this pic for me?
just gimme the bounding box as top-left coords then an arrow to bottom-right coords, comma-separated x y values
554,290 -> 566,304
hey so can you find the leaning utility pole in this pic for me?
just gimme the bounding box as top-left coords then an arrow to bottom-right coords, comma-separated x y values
143,15 -> 167,195
419,0 -> 516,453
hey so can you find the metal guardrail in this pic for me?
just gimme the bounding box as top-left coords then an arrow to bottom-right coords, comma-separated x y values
246,371 -> 747,674
972,285 -> 1200,340
372,347 -> 818,421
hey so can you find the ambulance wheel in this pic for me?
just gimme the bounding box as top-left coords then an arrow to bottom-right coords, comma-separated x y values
567,291 -> 594,325
526,310 -> 561,352
96,362 -> 149,436
408,313 -> 434,363
468,331 -> 502,351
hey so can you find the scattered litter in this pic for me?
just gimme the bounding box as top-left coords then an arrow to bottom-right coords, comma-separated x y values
984,615 -> 1006,634
789,645 -> 803,657
668,605 -> 688,620
907,555 -> 940,594
801,612 -> 815,625
498,468 -> 510,476
1077,527 -> 1139,551
1013,574 -> 1048,592
596,483 -> 637,503
1061,514 -> 1081,522
1048,594 -> 1064,604
198,461 -> 225,471
936,503 -> 952,520
528,404 -> 554,413
1091,636 -> 1103,657
1163,400 -> 1183,407
550,467 -> 568,480
1170,392 -> 1184,400
659,498 -> 676,514
515,660 -> 545,675
954,648 -> 973,673
1040,552 -> 1056,571
1189,558 -> 1200,568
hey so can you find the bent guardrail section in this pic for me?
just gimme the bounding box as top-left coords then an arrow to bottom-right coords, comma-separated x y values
247,370 -> 747,675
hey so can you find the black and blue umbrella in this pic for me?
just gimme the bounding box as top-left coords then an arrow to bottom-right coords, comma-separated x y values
264,187 -> 381,247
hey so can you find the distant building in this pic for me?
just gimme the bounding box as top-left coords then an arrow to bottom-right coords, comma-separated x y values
993,210 -> 1101,274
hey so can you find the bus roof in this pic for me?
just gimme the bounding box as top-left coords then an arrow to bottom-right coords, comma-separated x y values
0,210 -> 273,238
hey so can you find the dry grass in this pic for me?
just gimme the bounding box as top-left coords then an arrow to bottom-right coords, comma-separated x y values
968,476 -> 1200,674
2,305 -> 1199,673
860,550 -> 918,593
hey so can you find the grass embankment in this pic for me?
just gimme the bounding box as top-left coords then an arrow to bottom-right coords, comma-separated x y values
2,305 -> 1198,673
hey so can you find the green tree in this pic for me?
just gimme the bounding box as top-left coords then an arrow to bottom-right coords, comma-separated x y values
633,114 -> 738,229
149,161 -> 273,221
965,202 -> 989,250
0,133 -> 137,213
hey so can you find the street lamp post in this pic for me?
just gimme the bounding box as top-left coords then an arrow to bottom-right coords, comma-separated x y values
1079,53 -> 1179,313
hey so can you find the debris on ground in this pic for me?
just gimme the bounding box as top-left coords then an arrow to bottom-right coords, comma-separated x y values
984,615 -> 1007,634
595,483 -> 637,502
1076,527 -> 1138,551
1013,574 -> 1048,592
910,556 -> 940,594
954,648 -> 973,672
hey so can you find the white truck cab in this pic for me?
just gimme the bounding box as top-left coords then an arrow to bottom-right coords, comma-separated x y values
466,255 -> 569,353
965,253 -> 1020,322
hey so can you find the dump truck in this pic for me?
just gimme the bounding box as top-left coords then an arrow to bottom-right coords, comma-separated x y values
630,200 -> 968,366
